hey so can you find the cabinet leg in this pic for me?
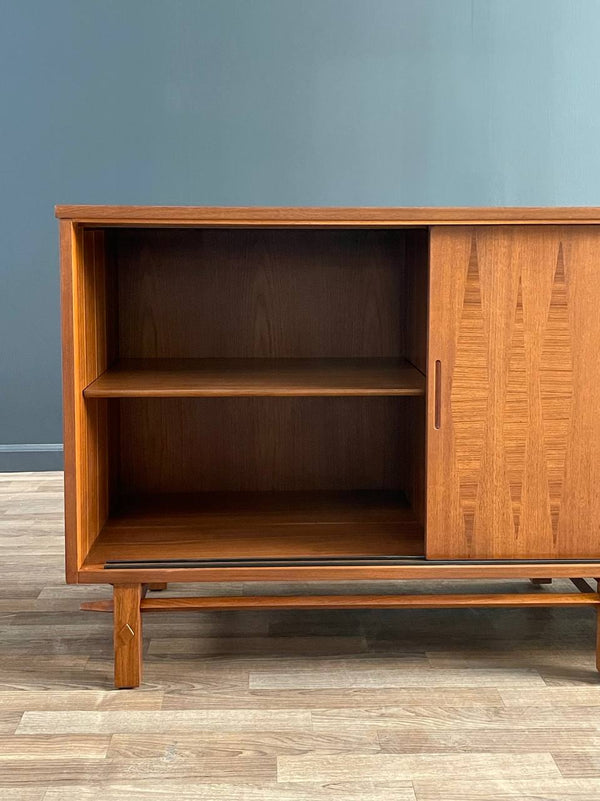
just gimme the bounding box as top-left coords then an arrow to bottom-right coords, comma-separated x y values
113,584 -> 143,689
147,583 -> 167,591
530,578 -> 552,585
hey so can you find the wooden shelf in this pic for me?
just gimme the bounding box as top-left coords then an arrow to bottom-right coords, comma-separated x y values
83,358 -> 426,398
83,491 -> 424,569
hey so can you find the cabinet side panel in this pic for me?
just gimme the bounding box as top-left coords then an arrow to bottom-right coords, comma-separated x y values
427,225 -> 600,560
60,221 -> 78,581
61,224 -> 113,580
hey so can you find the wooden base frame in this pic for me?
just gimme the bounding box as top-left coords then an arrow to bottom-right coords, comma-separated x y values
82,579 -> 600,689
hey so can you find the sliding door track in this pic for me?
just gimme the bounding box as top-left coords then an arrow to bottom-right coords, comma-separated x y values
103,555 -> 600,570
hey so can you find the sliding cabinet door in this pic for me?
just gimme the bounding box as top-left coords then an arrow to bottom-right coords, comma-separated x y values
427,225 -> 600,559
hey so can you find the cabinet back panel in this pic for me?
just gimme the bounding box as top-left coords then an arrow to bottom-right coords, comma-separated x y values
404,229 -> 429,375
118,397 -> 415,495
115,228 -> 406,358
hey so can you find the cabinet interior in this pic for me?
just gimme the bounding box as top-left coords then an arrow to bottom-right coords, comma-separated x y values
78,226 -> 429,570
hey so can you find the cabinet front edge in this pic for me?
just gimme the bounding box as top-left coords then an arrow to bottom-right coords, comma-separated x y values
55,206 -> 600,226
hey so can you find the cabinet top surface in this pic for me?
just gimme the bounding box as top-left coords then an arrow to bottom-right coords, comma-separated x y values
54,205 -> 600,226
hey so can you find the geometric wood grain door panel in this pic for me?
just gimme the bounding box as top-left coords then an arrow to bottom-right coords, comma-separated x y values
427,225 -> 600,559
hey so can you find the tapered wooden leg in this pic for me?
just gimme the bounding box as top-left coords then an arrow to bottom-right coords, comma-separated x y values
530,578 -> 552,585
147,583 -> 167,591
113,584 -> 143,689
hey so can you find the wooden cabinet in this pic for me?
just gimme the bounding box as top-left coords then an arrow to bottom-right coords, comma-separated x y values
57,206 -> 600,688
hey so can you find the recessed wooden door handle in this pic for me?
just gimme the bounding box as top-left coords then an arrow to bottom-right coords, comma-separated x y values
434,360 -> 441,429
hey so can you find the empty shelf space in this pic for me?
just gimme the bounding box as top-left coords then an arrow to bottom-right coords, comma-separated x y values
83,358 -> 426,398
83,491 -> 424,569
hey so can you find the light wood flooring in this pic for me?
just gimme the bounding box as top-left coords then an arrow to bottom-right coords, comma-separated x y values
1,470 -> 600,799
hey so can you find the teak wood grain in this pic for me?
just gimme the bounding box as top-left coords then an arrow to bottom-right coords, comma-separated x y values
60,224 -> 114,579
117,397 -> 413,494
77,561 -> 600,584
404,228 -> 429,375
83,358 -> 426,397
115,228 -> 408,360
113,584 -> 143,689
81,592 -> 600,614
427,225 -> 600,560
55,204 -> 600,225
57,206 -> 600,688
83,490 -> 424,569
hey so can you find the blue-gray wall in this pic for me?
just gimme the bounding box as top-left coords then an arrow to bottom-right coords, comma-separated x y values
2,0 -> 600,469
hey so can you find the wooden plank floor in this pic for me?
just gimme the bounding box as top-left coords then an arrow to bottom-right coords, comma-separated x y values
1,471 -> 600,800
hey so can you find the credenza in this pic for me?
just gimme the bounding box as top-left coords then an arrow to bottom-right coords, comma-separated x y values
56,205 -> 600,688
